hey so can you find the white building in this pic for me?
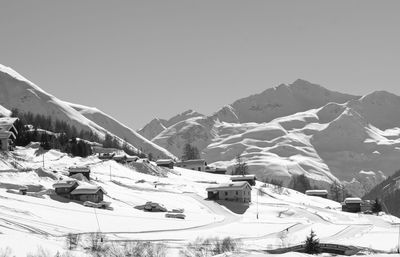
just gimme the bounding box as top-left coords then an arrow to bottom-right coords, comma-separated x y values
206,181 -> 252,203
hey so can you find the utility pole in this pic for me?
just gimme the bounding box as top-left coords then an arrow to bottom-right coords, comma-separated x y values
256,188 -> 259,219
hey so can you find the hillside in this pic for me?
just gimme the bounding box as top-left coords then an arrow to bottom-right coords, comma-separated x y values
0,145 -> 398,256
363,169 -> 400,217
67,102 -> 175,159
0,64 -> 173,158
145,81 -> 400,196
138,109 -> 204,141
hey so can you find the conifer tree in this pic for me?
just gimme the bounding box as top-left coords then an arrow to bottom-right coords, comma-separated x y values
304,230 -> 320,254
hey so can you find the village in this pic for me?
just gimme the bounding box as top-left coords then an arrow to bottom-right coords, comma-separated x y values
0,116 -> 379,218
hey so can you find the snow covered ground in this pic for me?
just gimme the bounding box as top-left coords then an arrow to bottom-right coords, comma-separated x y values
0,146 -> 399,256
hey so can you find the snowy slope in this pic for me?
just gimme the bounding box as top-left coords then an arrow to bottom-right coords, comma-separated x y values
0,146 -> 398,256
148,82 -> 400,195
0,64 -> 174,158
138,109 -> 204,140
67,102 -> 175,159
214,79 -> 360,124
0,64 -> 107,136
0,104 -> 11,117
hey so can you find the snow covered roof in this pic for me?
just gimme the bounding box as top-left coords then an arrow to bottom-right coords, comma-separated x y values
344,197 -> 362,204
230,175 -> 256,181
68,166 -> 90,173
70,185 -> 106,195
206,181 -> 252,191
53,180 -> 79,188
305,190 -> 328,195
0,131 -> 15,139
156,159 -> 175,165
0,117 -> 18,137
176,159 -> 206,165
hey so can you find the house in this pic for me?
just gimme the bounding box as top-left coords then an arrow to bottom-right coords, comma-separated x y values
206,181 -> 252,203
126,155 -> 139,163
205,167 -> 227,175
175,159 -> 207,171
70,185 -> 106,203
0,117 -> 18,151
305,189 -> 328,198
53,180 -> 79,198
68,166 -> 91,180
342,197 -> 362,213
156,159 -> 175,169
230,174 -> 256,186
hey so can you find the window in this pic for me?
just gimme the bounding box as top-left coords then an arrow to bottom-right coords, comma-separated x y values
225,192 -> 228,196
236,191 -> 238,195
198,167 -> 201,171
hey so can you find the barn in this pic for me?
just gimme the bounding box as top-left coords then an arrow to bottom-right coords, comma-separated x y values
53,180 -> 79,198
305,189 -> 328,198
70,185 -> 106,203
175,159 -> 207,171
342,197 -> 362,213
68,166 -> 91,180
156,159 -> 175,169
230,174 -> 256,186
206,181 -> 252,203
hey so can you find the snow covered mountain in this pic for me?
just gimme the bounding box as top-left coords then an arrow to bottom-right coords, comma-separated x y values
138,109 -> 204,140
0,64 -> 175,159
214,79 -> 359,124
67,102 -> 175,159
147,81 -> 400,195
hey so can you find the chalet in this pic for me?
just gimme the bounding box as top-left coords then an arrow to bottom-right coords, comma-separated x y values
0,117 -> 18,151
305,189 -> 328,198
113,154 -> 127,163
176,159 -> 207,171
68,166 -> 91,180
156,159 -> 175,169
206,181 -> 252,203
70,185 -> 106,203
230,174 -> 256,186
342,197 -> 362,213
53,180 -> 79,198
205,167 -> 227,175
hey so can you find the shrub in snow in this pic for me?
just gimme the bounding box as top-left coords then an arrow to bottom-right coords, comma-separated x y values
106,241 -> 166,257
304,230 -> 320,254
0,247 -> 13,257
65,233 -> 81,250
85,232 -> 108,255
26,246 -> 52,257
180,237 -> 241,257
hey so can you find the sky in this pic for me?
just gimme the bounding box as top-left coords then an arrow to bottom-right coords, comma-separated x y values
0,0 -> 399,130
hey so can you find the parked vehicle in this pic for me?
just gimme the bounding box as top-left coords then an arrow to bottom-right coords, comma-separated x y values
165,212 -> 186,219
84,201 -> 111,209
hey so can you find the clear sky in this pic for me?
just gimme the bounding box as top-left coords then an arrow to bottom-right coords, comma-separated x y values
0,1 -> 399,129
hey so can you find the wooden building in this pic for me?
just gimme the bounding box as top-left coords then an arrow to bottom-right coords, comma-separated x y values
70,185 -> 106,203
68,166 -> 91,180
305,189 -> 328,198
342,197 -> 362,213
230,174 -> 257,186
206,181 -> 252,203
53,180 -> 79,198
0,117 -> 18,151
156,159 -> 175,169
176,159 -> 207,171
